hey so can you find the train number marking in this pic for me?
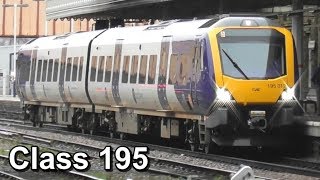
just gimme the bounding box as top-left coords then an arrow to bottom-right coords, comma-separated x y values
267,83 -> 285,89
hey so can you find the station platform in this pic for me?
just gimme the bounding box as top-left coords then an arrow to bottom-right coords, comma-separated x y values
0,96 -> 20,102
296,115 -> 320,137
0,96 -> 21,113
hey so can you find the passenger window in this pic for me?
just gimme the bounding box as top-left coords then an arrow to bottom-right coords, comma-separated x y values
114,54 -> 121,76
97,56 -> 105,82
36,59 -> 42,82
148,55 -> 157,84
130,55 -> 139,84
159,52 -> 168,83
47,59 -> 53,82
169,54 -> 178,84
30,58 -> 36,82
53,58 -> 59,82
90,56 -> 98,82
78,57 -> 84,81
72,57 -> 79,81
122,56 -> 130,83
65,57 -> 72,81
178,54 -> 192,85
139,55 -> 148,84
42,59 -> 48,82
59,58 -> 66,82
104,56 -> 112,82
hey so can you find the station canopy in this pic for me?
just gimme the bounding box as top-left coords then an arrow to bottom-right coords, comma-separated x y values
46,0 -> 320,20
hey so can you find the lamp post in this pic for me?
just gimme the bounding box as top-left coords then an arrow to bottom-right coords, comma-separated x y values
2,3 -> 28,96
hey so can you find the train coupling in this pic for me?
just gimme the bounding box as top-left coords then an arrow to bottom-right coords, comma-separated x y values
248,111 -> 267,130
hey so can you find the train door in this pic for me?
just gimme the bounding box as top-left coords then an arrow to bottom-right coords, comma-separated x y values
112,39 -> 123,106
158,36 -> 171,110
29,49 -> 38,101
190,36 -> 202,106
59,47 -> 68,103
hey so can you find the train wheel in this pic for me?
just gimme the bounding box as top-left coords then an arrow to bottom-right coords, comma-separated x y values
190,143 -> 198,152
204,142 -> 217,154
119,133 -> 125,140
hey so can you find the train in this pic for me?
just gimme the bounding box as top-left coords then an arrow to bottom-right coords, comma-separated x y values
16,16 -> 300,153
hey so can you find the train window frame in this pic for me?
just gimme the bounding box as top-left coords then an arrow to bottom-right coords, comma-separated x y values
130,55 -> 139,84
42,59 -> 48,82
65,57 -> 72,82
36,59 -> 42,82
78,57 -> 84,81
148,55 -> 157,84
90,56 -> 98,82
104,56 -> 113,83
72,57 -> 79,82
97,56 -> 105,82
122,56 -> 130,83
138,55 -> 148,84
47,59 -> 53,82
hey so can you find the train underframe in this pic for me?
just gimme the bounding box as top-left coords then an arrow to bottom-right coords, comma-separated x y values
22,101 -> 301,153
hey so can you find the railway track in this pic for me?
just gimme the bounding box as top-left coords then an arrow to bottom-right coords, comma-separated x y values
0,127 -> 235,179
0,154 -> 102,180
0,117 -> 318,178
0,169 -> 25,180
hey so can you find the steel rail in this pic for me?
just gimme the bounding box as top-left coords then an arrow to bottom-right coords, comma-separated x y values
0,154 -> 101,180
0,118 -> 319,178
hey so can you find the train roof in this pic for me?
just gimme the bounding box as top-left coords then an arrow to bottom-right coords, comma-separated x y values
19,16 -> 280,51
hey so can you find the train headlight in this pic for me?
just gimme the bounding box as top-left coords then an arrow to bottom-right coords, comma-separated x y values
281,88 -> 295,101
216,88 -> 231,102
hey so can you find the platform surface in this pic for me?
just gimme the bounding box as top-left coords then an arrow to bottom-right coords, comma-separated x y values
0,96 -> 20,102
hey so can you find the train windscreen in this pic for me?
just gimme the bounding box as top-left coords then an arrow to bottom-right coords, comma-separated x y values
217,29 -> 286,80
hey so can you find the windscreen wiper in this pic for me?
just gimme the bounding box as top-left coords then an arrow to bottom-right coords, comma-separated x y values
222,49 -> 249,80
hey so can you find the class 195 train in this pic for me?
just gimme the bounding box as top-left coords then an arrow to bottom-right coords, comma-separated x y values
16,16 -> 300,152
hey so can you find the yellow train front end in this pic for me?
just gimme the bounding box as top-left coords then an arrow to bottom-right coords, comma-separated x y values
205,18 -> 300,147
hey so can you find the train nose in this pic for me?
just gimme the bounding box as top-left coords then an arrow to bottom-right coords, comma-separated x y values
222,77 -> 287,105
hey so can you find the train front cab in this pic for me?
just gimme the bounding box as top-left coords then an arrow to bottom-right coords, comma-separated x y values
204,18 -> 301,148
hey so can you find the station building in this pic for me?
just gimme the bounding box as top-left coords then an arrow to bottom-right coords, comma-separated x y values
0,0 -> 95,95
